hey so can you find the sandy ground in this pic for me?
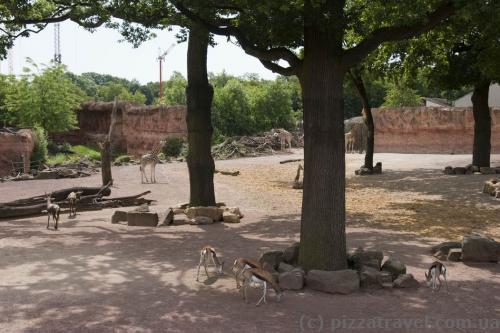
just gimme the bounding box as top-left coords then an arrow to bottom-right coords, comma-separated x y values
1,150 -> 499,333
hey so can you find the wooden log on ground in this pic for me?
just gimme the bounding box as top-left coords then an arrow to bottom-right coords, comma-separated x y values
0,203 -> 47,218
279,158 -> 303,164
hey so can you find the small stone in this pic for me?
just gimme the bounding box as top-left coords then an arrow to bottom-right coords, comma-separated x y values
189,216 -> 214,225
162,209 -> 174,225
394,274 -> 420,288
381,258 -> 406,280
224,207 -> 243,218
111,210 -> 127,224
259,251 -> 284,270
132,203 -> 150,213
433,250 -> 447,261
359,266 -> 383,289
279,268 -> 304,290
222,211 -> 240,223
480,167 -> 496,175
172,214 -> 191,225
443,166 -> 454,175
349,247 -> 383,270
447,248 -> 462,262
172,208 -> 185,215
278,262 -> 295,273
453,167 -> 466,175
373,162 -> 382,174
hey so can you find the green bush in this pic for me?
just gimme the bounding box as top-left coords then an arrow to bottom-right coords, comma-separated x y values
162,137 -> 184,157
114,155 -> 132,163
31,125 -> 48,163
72,145 -> 101,160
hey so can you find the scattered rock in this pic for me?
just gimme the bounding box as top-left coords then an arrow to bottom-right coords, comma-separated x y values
453,167 -> 466,175
57,168 -> 79,178
259,251 -> 284,270
132,203 -> 150,213
127,212 -> 159,227
172,208 -> 185,215
381,258 -> 406,280
359,266 -> 383,289
480,167 -> 496,175
433,250 -> 448,261
447,248 -> 462,262
172,214 -> 191,225
349,247 -> 383,270
279,268 -> 304,290
393,274 -> 420,289
189,216 -> 214,225
278,262 -> 295,273
174,203 -> 189,209
306,269 -> 359,295
483,179 -> 500,196
443,166 -> 454,175
222,211 -> 240,223
283,242 -> 300,265
373,162 -> 382,174
224,207 -> 243,218
162,209 -> 174,225
355,166 -> 373,175
111,210 -> 127,224
36,170 -> 59,179
185,206 -> 223,221
462,234 -> 500,262
431,241 -> 462,256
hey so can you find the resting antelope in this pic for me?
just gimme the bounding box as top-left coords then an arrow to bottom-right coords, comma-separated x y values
66,191 -> 83,217
425,261 -> 448,292
240,267 -> 282,306
232,257 -> 262,289
272,128 -> 293,150
196,246 -> 225,281
45,193 -> 61,230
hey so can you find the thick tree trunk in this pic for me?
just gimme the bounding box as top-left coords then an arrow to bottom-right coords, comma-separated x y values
472,82 -> 491,167
350,71 -> 374,169
101,99 -> 118,185
186,25 -> 216,206
298,16 -> 347,271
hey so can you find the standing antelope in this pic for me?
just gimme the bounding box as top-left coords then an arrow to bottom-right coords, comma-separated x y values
272,128 -> 293,150
45,193 -> 61,230
140,139 -> 166,183
66,191 -> 83,217
240,267 -> 282,306
196,246 -> 225,281
232,257 -> 262,289
425,261 -> 448,292
345,131 -> 354,153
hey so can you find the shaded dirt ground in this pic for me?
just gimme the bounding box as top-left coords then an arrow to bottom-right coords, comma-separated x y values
1,150 -> 499,333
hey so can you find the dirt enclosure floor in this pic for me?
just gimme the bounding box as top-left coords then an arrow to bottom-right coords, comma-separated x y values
1,150 -> 499,333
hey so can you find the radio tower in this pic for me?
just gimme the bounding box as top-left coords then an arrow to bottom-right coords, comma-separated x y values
7,48 -> 14,75
54,23 -> 61,63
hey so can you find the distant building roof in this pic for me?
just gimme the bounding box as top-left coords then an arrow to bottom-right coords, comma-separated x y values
422,97 -> 450,107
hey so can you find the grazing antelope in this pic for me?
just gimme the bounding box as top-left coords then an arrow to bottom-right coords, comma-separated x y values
272,128 -> 293,150
232,258 -> 262,289
196,246 -> 225,281
240,267 -> 282,306
345,131 -> 354,153
140,139 -> 166,183
45,193 -> 61,230
66,191 -> 83,217
425,261 -> 448,292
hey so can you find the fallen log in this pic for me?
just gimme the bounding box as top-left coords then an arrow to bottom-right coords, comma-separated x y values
279,158 -> 303,164
0,203 -> 47,218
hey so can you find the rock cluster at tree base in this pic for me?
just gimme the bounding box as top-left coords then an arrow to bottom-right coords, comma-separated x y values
431,234 -> 499,263
444,165 -> 500,175
355,162 -> 382,176
159,203 -> 244,226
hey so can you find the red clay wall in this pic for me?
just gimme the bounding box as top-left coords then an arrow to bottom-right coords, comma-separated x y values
373,107 -> 500,154
0,130 -> 34,177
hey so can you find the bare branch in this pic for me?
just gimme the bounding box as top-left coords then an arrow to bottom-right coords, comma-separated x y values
259,60 -> 297,76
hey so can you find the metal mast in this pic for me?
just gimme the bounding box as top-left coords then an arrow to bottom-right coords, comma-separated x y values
54,23 -> 61,63
158,43 -> 175,101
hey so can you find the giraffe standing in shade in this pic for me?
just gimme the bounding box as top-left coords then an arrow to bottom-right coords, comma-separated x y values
140,139 -> 166,183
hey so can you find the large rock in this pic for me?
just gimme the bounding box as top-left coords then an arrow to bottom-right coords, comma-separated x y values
283,242 -> 300,264
111,210 -> 127,224
447,248 -> 462,262
185,206 -> 223,221
279,268 -> 304,290
172,214 -> 191,225
224,207 -> 243,218
189,216 -> 214,225
57,168 -> 79,178
278,262 -> 295,273
394,274 -> 420,289
172,208 -> 185,215
483,179 -> 500,196
348,247 -> 383,270
127,212 -> 159,227
359,266 -> 383,289
162,209 -> 174,225
443,166 -> 454,175
259,251 -> 284,270
453,167 -> 467,175
373,162 -> 382,174
222,211 -> 240,223
431,241 -> 462,256
381,258 -> 406,280
306,269 -> 359,295
462,234 -> 500,262
480,167 -> 497,175
36,170 -> 59,179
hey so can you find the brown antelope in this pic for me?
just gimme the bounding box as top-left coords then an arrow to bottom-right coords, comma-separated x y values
66,191 -> 83,217
345,131 -> 354,153
232,258 -> 262,289
240,267 -> 282,306
272,128 -> 293,150
425,261 -> 448,292
196,246 -> 225,281
45,193 -> 61,230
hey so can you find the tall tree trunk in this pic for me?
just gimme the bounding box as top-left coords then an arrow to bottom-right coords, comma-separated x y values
186,24 -> 216,206
349,71 -> 374,169
471,82 -> 491,167
101,99 -> 117,185
298,11 -> 347,271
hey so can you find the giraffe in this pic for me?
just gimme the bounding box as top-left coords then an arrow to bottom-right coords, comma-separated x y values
345,131 -> 354,153
140,139 -> 166,183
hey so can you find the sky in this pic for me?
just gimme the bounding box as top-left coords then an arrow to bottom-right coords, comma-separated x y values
0,21 -> 278,84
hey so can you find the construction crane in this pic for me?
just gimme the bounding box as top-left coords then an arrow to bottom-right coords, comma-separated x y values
158,43 -> 176,101
54,23 -> 61,63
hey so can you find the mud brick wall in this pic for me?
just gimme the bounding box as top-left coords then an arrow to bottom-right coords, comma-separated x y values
123,105 -> 187,157
0,130 -> 34,177
371,107 -> 500,154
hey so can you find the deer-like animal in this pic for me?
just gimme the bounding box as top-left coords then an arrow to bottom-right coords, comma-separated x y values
345,131 -> 354,153
45,193 -> 60,230
232,258 -> 262,289
293,164 -> 304,189
66,191 -> 83,217
272,128 -> 293,150
425,261 -> 448,292
196,246 -> 225,281
140,139 -> 166,183
240,267 -> 282,306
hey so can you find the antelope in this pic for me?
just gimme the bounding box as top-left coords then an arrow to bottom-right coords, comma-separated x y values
272,128 -> 293,150
345,131 -> 354,153
232,257 -> 262,289
66,191 -> 83,217
45,193 -> 61,230
240,267 -> 282,306
196,246 -> 225,281
425,261 -> 448,292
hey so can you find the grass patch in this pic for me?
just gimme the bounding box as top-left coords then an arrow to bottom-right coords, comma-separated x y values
72,145 -> 101,160
47,144 -> 101,165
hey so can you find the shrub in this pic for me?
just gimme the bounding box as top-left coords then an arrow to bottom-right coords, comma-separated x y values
72,145 -> 101,160
31,125 -> 48,164
114,155 -> 132,164
162,137 -> 184,157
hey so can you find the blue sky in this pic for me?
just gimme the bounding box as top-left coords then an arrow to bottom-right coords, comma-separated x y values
0,21 -> 278,83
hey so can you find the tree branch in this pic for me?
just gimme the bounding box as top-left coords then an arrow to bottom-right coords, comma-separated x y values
259,60 -> 297,76
344,0 -> 457,68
